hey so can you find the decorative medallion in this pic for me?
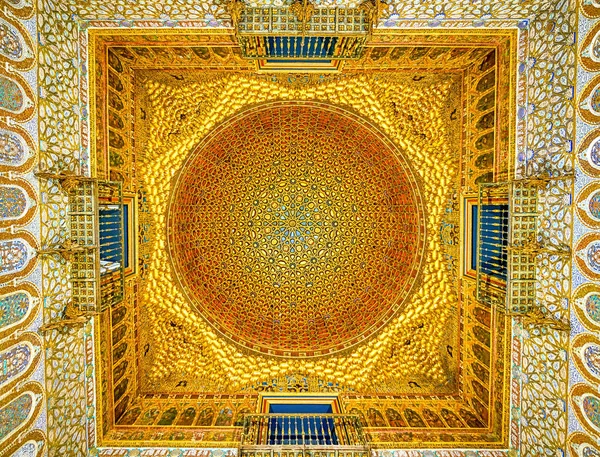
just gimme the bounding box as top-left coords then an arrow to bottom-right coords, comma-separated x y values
0,231 -> 38,282
579,74 -> 600,124
0,67 -> 34,121
0,382 -> 43,446
572,334 -> 600,385
575,232 -> 600,280
576,182 -> 600,228
572,384 -> 600,435
569,432 -> 600,457
0,16 -> 35,70
0,176 -> 37,228
3,0 -> 35,20
0,333 -> 42,391
574,283 -> 600,331
580,22 -> 600,71
0,430 -> 45,457
168,101 -> 426,357
0,121 -> 36,173
577,128 -> 600,177
0,283 -> 39,339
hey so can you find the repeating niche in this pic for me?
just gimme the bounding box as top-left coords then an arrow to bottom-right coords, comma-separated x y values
114,395 -> 129,422
0,381 -> 44,446
422,409 -> 445,427
111,306 -> 127,327
0,231 -> 38,282
0,67 -> 35,121
440,408 -> 465,428
0,282 -> 39,339
0,176 -> 37,228
572,334 -> 600,385
117,406 -> 141,425
215,407 -> 233,426
177,406 -> 197,426
0,16 -> 35,70
385,408 -> 406,427
112,360 -> 129,383
0,333 -> 42,391
459,408 -> 484,427
366,408 -> 386,427
0,429 -> 45,457
574,232 -> 600,281
576,182 -> 600,228
112,341 -> 128,362
157,407 -> 178,426
404,408 -> 426,427
113,378 -> 129,403
573,283 -> 600,331
137,407 -> 160,426
233,407 -> 251,427
196,407 -> 214,426
465,50 -> 498,189
0,121 -> 36,172
572,384 -> 600,435
111,324 -> 127,345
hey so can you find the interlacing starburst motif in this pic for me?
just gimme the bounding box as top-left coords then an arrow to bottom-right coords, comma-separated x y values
169,103 -> 425,356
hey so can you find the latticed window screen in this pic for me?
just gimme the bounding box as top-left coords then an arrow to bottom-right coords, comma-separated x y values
507,182 -> 537,313
69,180 -> 98,312
265,36 -> 339,58
96,182 -> 125,310
98,199 -> 124,308
235,7 -> 368,60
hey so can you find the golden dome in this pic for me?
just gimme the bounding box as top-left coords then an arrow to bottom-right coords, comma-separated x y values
168,101 -> 426,357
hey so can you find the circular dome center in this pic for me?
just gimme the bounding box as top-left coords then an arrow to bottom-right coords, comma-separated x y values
168,102 -> 426,357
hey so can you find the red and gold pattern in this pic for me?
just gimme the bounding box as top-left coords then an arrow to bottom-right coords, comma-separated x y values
168,102 -> 426,357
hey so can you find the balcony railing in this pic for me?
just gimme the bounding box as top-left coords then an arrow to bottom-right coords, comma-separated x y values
240,414 -> 369,457
98,182 -> 125,308
475,182 -> 510,308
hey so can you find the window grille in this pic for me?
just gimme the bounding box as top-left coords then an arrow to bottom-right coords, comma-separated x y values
474,203 -> 509,282
241,414 -> 369,456
98,182 -> 125,309
474,181 -> 539,314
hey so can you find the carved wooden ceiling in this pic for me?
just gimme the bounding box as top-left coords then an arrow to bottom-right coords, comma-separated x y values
90,29 -> 516,448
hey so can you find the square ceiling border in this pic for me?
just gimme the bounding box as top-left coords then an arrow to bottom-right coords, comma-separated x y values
88,28 -> 512,449
34,1 -> 576,456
